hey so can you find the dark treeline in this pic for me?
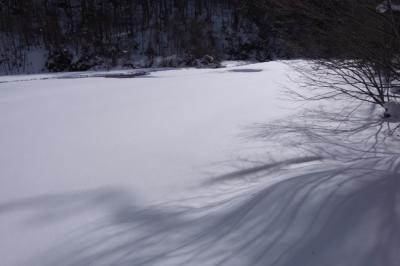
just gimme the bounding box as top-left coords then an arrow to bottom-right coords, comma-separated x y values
0,0 -> 270,73
0,0 -> 396,74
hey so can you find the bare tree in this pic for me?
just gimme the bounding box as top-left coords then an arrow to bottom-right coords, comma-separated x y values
269,0 -> 400,115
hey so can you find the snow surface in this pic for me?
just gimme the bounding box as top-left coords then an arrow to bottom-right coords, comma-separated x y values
0,62 -> 399,266
377,0 -> 400,13
384,101 -> 400,120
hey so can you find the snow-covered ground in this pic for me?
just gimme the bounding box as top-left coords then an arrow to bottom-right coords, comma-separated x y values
0,62 -> 399,266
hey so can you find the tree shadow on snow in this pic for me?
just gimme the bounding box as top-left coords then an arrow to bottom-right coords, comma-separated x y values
1,103 -> 400,266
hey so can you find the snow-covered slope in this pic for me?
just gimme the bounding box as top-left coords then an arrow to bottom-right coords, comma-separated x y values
0,62 -> 399,266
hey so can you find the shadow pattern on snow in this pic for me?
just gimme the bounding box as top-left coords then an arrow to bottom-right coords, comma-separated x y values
20,157 -> 399,266
2,103 -> 400,266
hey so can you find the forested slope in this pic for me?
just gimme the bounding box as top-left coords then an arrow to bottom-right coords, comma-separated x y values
2,0 -> 389,74
0,0 -> 275,74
